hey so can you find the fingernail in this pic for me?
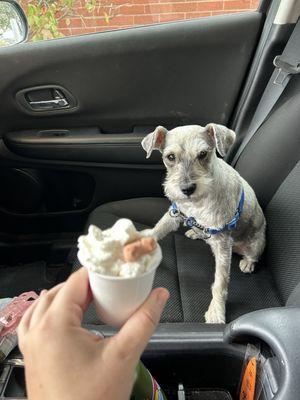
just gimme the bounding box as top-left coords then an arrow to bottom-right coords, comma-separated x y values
40,289 -> 48,296
156,289 -> 170,307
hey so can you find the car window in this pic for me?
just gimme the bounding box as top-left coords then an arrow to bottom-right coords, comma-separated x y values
20,0 -> 260,42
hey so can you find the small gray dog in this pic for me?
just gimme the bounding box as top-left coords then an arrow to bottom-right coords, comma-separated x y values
141,124 -> 266,324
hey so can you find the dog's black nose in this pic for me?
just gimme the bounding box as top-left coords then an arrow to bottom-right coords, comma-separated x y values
181,184 -> 196,196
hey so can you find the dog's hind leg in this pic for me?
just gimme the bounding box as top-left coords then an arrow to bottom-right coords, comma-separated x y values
205,236 -> 233,324
239,258 -> 255,273
238,227 -> 266,274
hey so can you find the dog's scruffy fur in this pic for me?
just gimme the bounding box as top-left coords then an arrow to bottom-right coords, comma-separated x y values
141,124 -> 266,324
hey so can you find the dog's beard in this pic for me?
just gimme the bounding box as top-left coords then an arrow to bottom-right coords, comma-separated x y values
163,172 -> 213,202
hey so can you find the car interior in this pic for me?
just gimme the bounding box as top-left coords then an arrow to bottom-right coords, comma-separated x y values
0,0 -> 300,398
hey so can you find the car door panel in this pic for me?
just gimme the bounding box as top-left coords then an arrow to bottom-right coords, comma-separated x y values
0,11 -> 264,234
0,13 -> 262,134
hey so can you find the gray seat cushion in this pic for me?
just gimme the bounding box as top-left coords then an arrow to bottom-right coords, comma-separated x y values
73,197 -> 282,324
265,161 -> 300,305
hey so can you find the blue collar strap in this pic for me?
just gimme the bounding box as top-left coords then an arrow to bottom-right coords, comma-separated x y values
169,189 -> 245,237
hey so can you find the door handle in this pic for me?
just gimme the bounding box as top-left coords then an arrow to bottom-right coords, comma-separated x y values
29,98 -> 69,110
16,85 -> 77,114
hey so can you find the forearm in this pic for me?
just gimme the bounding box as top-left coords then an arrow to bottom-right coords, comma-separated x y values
149,212 -> 180,241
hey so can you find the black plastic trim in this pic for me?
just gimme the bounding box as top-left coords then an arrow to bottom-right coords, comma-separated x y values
15,85 -> 78,115
4,128 -> 162,164
225,307 -> 300,400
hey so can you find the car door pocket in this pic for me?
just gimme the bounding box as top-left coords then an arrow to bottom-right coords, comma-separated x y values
15,85 -> 77,115
4,128 -> 162,164
0,167 -> 95,215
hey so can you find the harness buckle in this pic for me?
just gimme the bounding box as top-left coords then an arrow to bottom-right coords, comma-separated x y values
169,208 -> 180,218
273,55 -> 300,85
184,217 -> 197,228
203,228 -> 211,239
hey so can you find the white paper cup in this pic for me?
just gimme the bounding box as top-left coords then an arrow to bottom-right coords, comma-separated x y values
87,248 -> 162,327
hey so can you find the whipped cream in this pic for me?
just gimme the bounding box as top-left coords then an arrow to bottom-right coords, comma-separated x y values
77,219 -> 161,278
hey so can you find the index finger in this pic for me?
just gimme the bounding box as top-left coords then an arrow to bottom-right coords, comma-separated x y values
49,267 -> 92,326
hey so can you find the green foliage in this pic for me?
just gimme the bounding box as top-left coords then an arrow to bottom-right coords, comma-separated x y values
25,2 -> 61,40
21,0 -> 115,42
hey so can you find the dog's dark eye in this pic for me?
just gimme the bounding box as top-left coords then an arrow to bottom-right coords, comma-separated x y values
198,151 -> 208,160
167,153 -> 176,162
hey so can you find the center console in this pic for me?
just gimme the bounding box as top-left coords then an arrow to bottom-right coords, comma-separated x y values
1,307 -> 299,400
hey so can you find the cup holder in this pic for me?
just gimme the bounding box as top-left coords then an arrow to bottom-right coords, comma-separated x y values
2,367 -> 26,398
0,359 -> 235,400
142,347 -> 244,400
0,361 -> 26,399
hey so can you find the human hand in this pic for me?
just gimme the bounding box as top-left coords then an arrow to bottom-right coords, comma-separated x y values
18,267 -> 169,400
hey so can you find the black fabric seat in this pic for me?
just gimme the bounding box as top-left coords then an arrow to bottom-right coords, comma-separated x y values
73,198 -> 281,324
73,75 -> 300,325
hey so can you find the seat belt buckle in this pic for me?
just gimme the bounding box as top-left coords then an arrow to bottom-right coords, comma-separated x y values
273,55 -> 300,85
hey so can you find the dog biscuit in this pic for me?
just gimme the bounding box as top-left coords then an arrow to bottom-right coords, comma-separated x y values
123,237 -> 157,262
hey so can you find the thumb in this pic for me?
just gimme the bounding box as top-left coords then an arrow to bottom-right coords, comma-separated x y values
114,288 -> 169,360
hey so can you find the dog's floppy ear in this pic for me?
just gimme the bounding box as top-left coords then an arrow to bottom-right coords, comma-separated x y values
141,126 -> 168,158
205,123 -> 236,157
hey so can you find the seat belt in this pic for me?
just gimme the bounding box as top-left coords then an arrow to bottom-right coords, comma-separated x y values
232,17 -> 300,167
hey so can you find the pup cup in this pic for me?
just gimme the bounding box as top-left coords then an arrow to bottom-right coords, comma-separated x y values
77,219 -> 162,327
86,256 -> 161,327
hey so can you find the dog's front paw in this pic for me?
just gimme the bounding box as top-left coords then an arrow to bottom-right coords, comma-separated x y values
185,229 -> 201,240
205,301 -> 226,324
239,258 -> 255,274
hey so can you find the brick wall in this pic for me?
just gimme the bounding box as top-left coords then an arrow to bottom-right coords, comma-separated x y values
57,0 -> 260,37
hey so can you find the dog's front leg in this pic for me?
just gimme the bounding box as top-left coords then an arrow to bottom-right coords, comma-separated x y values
205,236 -> 233,324
141,212 -> 180,241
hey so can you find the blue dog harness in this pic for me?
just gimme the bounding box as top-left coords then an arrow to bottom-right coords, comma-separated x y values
169,189 -> 245,238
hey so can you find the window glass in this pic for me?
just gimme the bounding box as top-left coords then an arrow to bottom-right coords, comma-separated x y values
20,0 -> 260,42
